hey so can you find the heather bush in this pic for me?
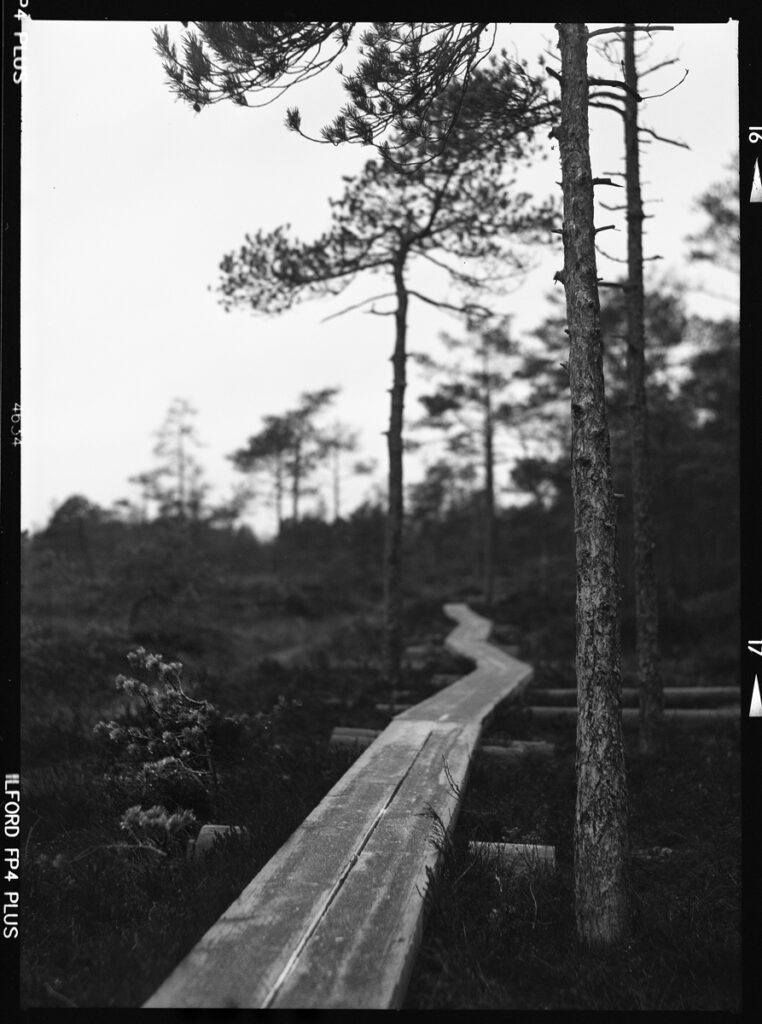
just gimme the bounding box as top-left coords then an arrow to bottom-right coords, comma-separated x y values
93,647 -> 298,815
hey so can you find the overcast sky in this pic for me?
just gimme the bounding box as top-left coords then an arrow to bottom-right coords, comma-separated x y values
20,20 -> 738,535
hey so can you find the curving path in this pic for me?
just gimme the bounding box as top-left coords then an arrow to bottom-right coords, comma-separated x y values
144,603 -> 533,1009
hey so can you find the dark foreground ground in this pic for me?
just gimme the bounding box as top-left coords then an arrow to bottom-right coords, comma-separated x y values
19,584 -> 739,1010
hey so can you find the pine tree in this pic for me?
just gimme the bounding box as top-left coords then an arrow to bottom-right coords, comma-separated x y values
553,22 -> 628,948
213,65 -> 553,690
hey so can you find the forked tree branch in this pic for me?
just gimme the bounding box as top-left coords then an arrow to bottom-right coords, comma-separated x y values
320,292 -> 397,323
590,101 -> 625,118
587,25 -> 674,41
407,288 -> 492,318
589,76 -> 641,101
640,57 -> 681,77
638,126 -> 690,149
640,69 -> 689,100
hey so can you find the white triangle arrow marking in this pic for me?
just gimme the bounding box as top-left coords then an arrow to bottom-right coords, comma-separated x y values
750,675 -> 762,717
751,158 -> 762,203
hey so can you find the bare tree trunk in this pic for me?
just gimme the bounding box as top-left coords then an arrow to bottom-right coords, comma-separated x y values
385,256 -> 408,694
623,25 -> 664,755
556,21 -> 629,948
483,343 -> 496,608
332,446 -> 341,521
275,458 -> 284,535
292,436 -> 302,522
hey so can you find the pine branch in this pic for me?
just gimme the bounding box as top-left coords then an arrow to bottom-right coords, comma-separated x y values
589,90 -> 628,106
640,69 -> 689,100
589,76 -> 641,101
595,246 -> 627,263
640,57 -> 681,77
590,101 -> 625,118
587,25 -> 674,41
638,125 -> 690,149
407,289 -> 491,318
320,292 -> 397,323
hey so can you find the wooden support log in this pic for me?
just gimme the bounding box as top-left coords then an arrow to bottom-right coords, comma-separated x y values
188,824 -> 250,861
404,644 -> 437,660
468,841 -> 556,872
427,673 -> 460,689
465,843 -> 674,875
631,846 -> 674,862
385,689 -> 419,702
528,689 -> 578,706
330,727 -> 381,750
529,686 -> 740,708
526,706 -> 738,726
477,740 -> 555,765
403,645 -> 439,670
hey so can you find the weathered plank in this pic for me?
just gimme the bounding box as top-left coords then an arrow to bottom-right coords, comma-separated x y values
273,722 -> 479,1008
144,719 -> 435,1008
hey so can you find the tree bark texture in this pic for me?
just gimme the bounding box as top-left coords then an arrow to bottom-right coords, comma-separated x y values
556,22 -> 629,948
385,256 -> 408,693
483,352 -> 496,609
623,25 -> 664,755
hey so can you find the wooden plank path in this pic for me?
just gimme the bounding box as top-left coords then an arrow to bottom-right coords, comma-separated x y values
144,603 -> 533,1009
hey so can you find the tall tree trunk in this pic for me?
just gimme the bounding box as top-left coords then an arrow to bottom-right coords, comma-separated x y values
292,437 -> 302,521
177,432 -> 187,520
275,457 -> 284,535
483,343 -> 496,608
332,446 -> 341,521
556,21 -> 629,948
623,25 -> 664,755
385,256 -> 408,693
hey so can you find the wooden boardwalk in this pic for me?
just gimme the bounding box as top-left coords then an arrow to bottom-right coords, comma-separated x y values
144,603 -> 533,1009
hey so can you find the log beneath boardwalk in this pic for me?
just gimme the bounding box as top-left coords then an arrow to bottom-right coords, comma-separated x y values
189,825 -> 250,861
375,703 -> 414,715
330,728 -> 380,750
529,686 -> 740,708
526,706 -> 738,726
427,673 -> 461,689
468,841 -> 556,872
478,741 -> 555,764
